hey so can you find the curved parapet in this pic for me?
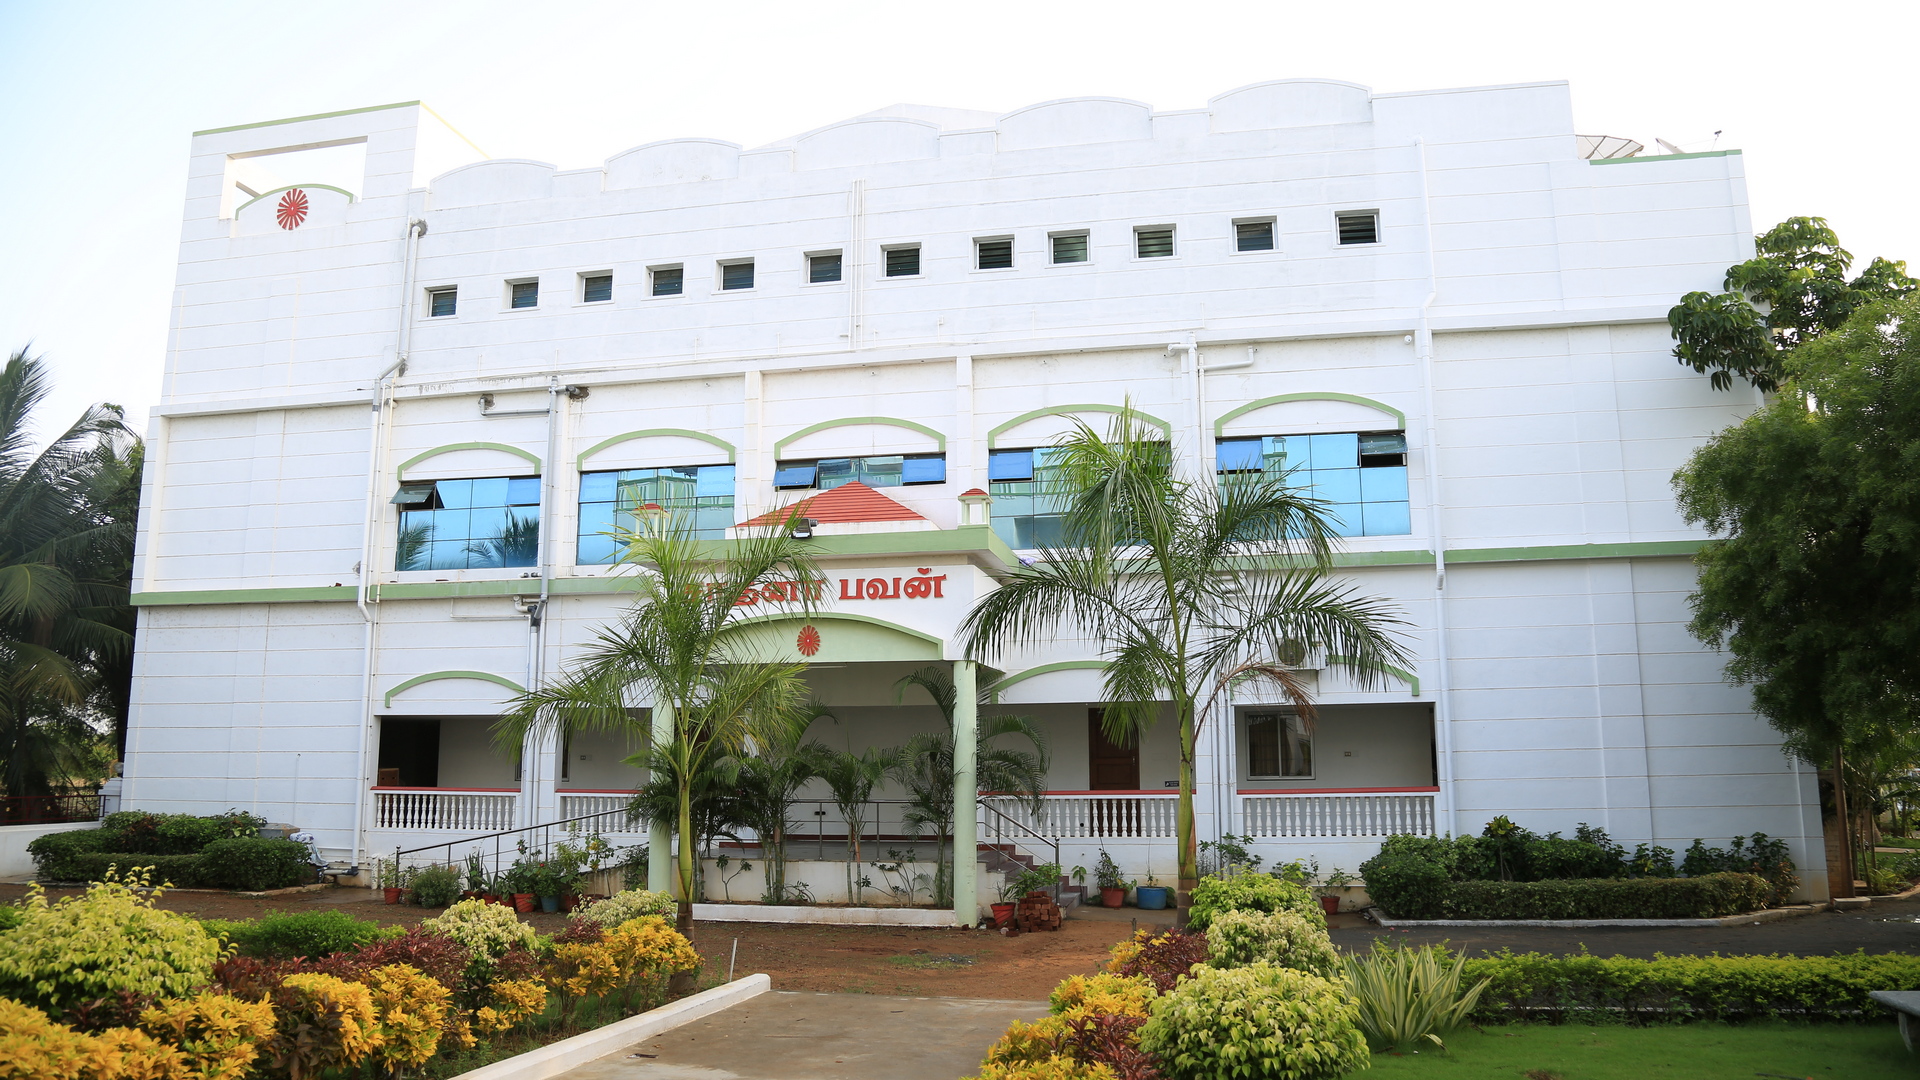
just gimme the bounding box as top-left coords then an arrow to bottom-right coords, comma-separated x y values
1208,79 -> 1373,132
604,138 -> 741,188
996,97 -> 1153,152
794,118 -> 941,170
429,158 -> 555,209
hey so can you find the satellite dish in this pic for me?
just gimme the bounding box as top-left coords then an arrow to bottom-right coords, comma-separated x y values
1656,138 -> 1685,156
1577,134 -> 1644,160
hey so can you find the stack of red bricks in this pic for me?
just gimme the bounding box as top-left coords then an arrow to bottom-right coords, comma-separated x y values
1016,891 -> 1062,932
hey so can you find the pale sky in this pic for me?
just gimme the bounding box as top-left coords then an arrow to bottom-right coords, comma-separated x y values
2,0 -> 1914,437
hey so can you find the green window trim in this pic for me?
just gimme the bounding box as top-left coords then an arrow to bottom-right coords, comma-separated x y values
576,429 -> 737,469
397,442 -> 542,481
1213,393 -> 1406,436
383,670 -> 526,708
987,404 -> 1173,449
772,417 -> 947,459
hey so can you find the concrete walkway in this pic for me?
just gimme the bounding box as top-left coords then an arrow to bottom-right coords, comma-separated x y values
558,991 -> 1044,1080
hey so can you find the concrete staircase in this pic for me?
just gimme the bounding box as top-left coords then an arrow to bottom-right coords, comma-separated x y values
979,842 -> 1084,910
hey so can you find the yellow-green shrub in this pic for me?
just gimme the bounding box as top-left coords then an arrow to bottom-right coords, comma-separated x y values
0,871 -> 222,1016
982,1016 -> 1074,1068
965,1058 -> 1117,1080
420,898 -> 537,960
1045,973 -> 1155,1020
361,964 -> 452,1073
1137,963 -> 1367,1080
473,977 -> 547,1034
266,973 -> 379,1080
1206,909 -> 1340,978
135,992 -> 276,1080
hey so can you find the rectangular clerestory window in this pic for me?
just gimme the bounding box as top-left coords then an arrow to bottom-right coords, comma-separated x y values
393,477 -> 542,571
427,286 -> 457,317
772,453 -> 946,490
976,237 -> 1014,270
720,260 -> 755,291
581,274 -> 613,303
1337,210 -> 1380,246
808,251 -> 843,283
576,464 -> 736,563
509,279 -> 539,308
1050,231 -> 1090,264
1235,218 -> 1276,252
884,245 -> 921,277
1244,708 -> 1313,778
1134,226 -> 1175,258
1215,431 -> 1410,537
650,265 -> 684,297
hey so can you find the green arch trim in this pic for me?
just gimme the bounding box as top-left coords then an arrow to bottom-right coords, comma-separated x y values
384,670 -> 526,708
990,659 -> 1108,691
772,417 -> 947,459
721,611 -> 945,652
987,405 -> 1173,449
1213,393 -> 1406,437
1326,654 -> 1420,697
397,442 -> 542,480
577,429 -> 737,469
233,184 -> 358,217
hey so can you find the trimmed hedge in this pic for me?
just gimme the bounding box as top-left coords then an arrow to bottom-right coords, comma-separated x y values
31,838 -> 312,892
1463,949 -> 1920,1022
1444,873 -> 1769,920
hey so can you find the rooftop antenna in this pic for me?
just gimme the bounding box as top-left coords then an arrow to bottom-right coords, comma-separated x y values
1711,129 -> 1724,150
1655,138 -> 1685,156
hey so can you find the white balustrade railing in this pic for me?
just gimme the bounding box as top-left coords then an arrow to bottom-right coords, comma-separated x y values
373,788 -> 517,832
985,794 -> 1179,839
558,792 -> 646,829
1241,791 -> 1435,838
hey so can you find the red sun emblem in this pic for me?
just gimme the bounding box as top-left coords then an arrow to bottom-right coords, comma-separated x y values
796,624 -> 821,657
275,189 -> 309,230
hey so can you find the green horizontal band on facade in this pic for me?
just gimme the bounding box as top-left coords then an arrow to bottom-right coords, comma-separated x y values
1588,149 -> 1742,165
129,539 -> 1703,607
195,101 -> 421,136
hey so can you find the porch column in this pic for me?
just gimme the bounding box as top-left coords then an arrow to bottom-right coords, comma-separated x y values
530,727 -> 561,826
952,660 -> 979,927
648,704 -> 674,894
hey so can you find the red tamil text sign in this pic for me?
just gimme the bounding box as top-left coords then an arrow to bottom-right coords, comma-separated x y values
709,567 -> 949,607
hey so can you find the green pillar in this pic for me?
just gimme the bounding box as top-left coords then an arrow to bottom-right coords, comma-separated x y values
952,660 -> 979,927
648,703 -> 673,894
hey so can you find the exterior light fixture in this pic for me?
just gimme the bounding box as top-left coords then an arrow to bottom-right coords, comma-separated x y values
790,517 -> 819,540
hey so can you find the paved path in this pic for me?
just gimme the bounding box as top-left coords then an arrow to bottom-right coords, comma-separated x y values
559,991 -> 1044,1080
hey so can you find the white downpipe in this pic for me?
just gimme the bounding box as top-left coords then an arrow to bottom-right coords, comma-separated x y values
1412,138 -> 1457,836
351,217 -> 425,871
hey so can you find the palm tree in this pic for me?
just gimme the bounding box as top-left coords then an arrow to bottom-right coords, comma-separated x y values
731,701 -> 834,902
494,510 -> 820,934
891,664 -> 1050,906
960,409 -> 1410,927
820,745 -> 897,903
0,348 -> 137,806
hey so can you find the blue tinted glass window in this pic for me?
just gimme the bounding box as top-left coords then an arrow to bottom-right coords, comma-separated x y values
506,477 -> 542,505
1312,468 -> 1361,503
579,471 -> 617,501
468,477 -> 509,508
577,461 -> 737,562
1362,500 -> 1411,536
1216,438 -> 1263,472
1307,433 -> 1359,470
775,453 -> 945,490
988,449 -> 1034,481
394,476 -> 542,570
773,464 -> 817,489
1359,466 -> 1408,503
1215,430 -> 1410,537
902,455 -> 946,484
436,479 -> 475,509
694,465 -> 735,498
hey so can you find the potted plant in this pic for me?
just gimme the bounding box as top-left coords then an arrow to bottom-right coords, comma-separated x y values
1134,873 -> 1169,910
375,857 -> 402,904
1315,866 -> 1354,917
991,877 -> 1023,928
395,864 -> 419,906
462,852 -> 488,901
530,862 -> 564,913
1094,850 -> 1127,908
504,860 -> 538,913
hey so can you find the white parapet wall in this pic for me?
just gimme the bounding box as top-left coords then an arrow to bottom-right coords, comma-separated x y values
0,821 -> 99,879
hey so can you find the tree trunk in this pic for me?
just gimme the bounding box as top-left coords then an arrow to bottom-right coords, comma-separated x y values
1832,745 -> 1856,899
1174,704 -> 1198,930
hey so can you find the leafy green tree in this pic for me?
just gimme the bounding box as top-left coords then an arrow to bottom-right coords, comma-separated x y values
730,701 -> 833,902
1674,296 -> 1920,888
819,744 -> 896,902
494,514 -> 819,932
890,664 -> 1049,906
961,410 -> 1410,926
1669,216 -> 1915,391
0,348 -> 138,806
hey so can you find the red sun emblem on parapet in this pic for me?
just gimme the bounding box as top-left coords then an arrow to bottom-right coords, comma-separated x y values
796,624 -> 821,657
276,189 -> 309,230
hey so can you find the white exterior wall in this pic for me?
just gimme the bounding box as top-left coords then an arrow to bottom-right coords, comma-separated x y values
125,80 -> 1823,898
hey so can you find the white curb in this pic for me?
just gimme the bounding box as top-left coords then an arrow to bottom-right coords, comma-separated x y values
448,974 -> 771,1080
691,902 -> 967,927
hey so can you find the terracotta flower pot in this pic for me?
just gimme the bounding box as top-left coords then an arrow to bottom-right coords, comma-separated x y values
460,891 -> 482,902
1100,886 -> 1126,908
1320,895 -> 1341,917
383,887 -> 402,905
560,893 -> 581,913
481,893 -> 500,906
513,893 -> 536,913
990,902 -> 1016,928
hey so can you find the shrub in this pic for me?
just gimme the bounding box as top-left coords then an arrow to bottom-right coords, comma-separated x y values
362,964 -> 454,1074
1356,849 -> 1453,918
1106,928 -> 1210,994
1047,973 -> 1156,1020
266,973 -> 379,1080
1443,872 -> 1769,920
1206,909 -> 1340,978
323,927 -> 469,990
473,978 -> 548,1034
136,991 -> 277,1079
0,871 -> 222,1018
25,830 -> 127,880
1463,949 -> 1920,1023
1186,873 -> 1320,931
572,888 -> 677,930
195,837 -> 313,891
1682,834 -> 1799,906
967,1058 -> 1118,1080
410,865 -> 463,908
1343,943 -> 1489,1050
0,906 -> 19,933
422,898 -> 538,961
0,997 -> 124,1080
1137,963 -> 1367,1080
216,909 -> 388,959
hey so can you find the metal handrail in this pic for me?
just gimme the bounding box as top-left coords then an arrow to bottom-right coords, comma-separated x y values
979,797 -> 1062,894
388,804 -> 650,887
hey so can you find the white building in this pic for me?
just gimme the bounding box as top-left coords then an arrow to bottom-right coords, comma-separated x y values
124,78 -> 1829,918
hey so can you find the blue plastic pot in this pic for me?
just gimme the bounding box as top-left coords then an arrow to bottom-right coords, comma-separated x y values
1134,886 -> 1169,910
539,895 -> 560,913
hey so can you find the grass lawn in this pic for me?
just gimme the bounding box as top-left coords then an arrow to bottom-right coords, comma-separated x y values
1361,1022 -> 1917,1078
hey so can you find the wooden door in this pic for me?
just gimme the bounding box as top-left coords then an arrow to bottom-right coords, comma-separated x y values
1088,709 -> 1139,790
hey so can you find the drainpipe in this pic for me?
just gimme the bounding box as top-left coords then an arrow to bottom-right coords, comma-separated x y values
1412,138 -> 1457,836
351,216 -> 427,873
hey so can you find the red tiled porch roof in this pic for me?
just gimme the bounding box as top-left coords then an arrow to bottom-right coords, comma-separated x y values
735,481 -> 929,527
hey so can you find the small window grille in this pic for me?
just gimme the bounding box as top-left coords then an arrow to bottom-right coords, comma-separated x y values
1235,220 -> 1275,252
721,261 -> 755,291
1135,228 -> 1174,258
582,275 -> 612,303
510,280 -> 539,308
976,238 -> 1013,270
652,266 -> 683,296
428,287 -> 457,317
885,246 -> 921,277
809,252 -> 843,283
1051,233 -> 1089,264
1337,211 -> 1379,245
